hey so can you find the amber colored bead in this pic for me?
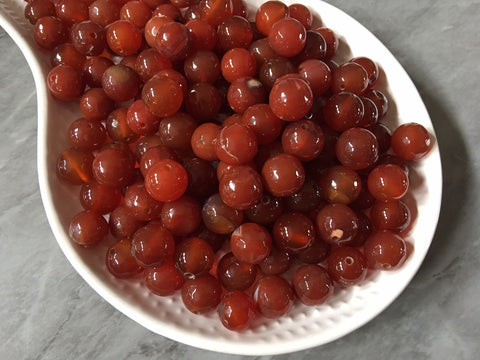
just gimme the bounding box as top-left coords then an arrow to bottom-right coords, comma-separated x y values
71,20 -> 106,56
273,212 -> 315,253
158,112 -> 197,151
144,262 -> 185,296
217,252 -> 257,291
106,239 -> 143,278
56,148 -> 94,185
253,275 -> 294,318
181,274 -> 222,314
109,205 -> 146,239
142,75 -> 184,117
215,123 -> 258,166
135,48 -> 172,81
25,0 -> 56,25
144,15 -> 173,48
131,221 -> 175,267
33,16 -> 68,50
106,20 -> 143,56
102,64 -> 142,102
50,43 -> 85,71
92,147 -> 136,188
191,123 -> 221,162
80,181 -> 122,214
202,193 -> 244,234
262,153 -> 305,197
47,65 -> 84,101
199,0 -> 234,27
89,0 -> 121,27
69,210 -> 108,247
160,195 -> 202,236
79,88 -> 114,121
231,222 -> 272,264
219,165 -> 263,210
124,182 -> 163,222
120,0 -> 152,28
82,56 -> 114,88
175,237 -> 215,278
68,117 -> 106,151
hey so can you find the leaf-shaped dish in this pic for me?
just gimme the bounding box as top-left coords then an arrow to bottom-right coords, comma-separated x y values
0,0 -> 442,355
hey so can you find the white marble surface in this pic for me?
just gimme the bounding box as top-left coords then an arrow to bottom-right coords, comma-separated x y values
1,1 -> 479,359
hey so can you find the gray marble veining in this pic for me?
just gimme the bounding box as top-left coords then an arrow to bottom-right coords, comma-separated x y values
1,1 -> 480,359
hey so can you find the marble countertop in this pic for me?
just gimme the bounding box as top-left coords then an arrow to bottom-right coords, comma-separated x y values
1,1 -> 479,359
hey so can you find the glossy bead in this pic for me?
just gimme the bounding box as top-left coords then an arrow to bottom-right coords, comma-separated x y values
230,223 -> 272,264
124,182 -> 163,221
160,195 -> 202,236
272,212 -> 315,253
155,21 -> 192,62
106,239 -> 143,278
227,77 -> 265,114
217,252 -> 257,291
391,122 -> 432,160
33,16 -> 67,50
144,262 -> 185,296
202,193 -> 244,234
326,246 -> 367,286
320,165 -> 361,205
267,17 -> 306,57
131,221 -> 175,267
89,0 -> 120,27
215,123 -> 258,166
255,1 -> 287,36
69,210 -> 108,247
364,230 -> 408,270
316,203 -> 360,246
221,47 -> 256,83
142,76 -> 184,117
25,0 -> 56,25
70,20 -> 106,56
79,88 -> 114,121
218,291 -> 257,331
241,103 -> 282,145
293,265 -> 333,306
269,77 -> 313,122
262,153 -> 305,197
47,65 -> 84,101
144,159 -> 188,202
336,127 -> 379,170
191,123 -> 221,161
217,15 -> 253,50
175,237 -> 215,278
80,181 -> 121,214
181,274 -> 222,314
92,147 -> 136,188
101,64 -> 142,102
281,119 -> 324,161
109,205 -> 145,239
323,92 -> 364,132
106,20 -> 142,56
253,275 -> 294,318
56,148 -> 94,185
68,117 -> 106,151
219,165 -> 263,210
367,164 -> 409,201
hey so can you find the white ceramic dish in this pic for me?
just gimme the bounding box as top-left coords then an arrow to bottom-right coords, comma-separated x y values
0,0 -> 442,355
